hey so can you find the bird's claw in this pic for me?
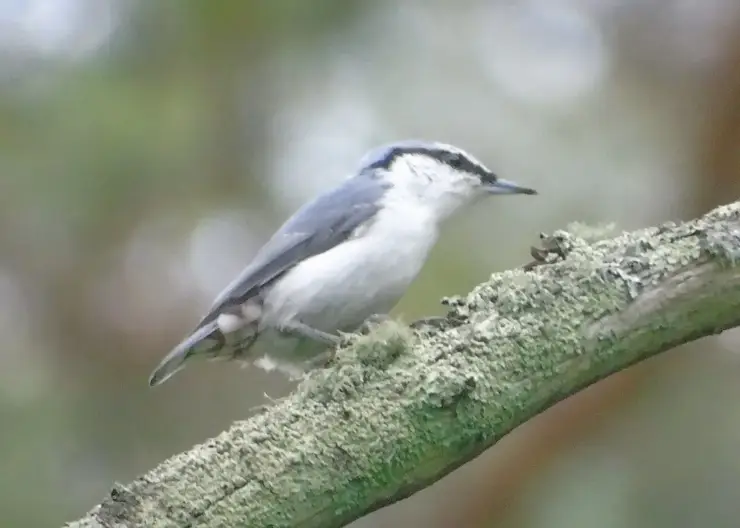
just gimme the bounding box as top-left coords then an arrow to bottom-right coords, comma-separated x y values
357,314 -> 392,335
303,349 -> 337,371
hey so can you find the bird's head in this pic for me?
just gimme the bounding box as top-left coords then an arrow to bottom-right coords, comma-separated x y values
357,140 -> 536,220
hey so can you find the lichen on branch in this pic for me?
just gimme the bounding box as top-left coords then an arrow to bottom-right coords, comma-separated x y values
66,202 -> 740,528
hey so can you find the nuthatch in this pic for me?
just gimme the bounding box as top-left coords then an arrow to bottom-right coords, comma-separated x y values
148,140 -> 537,386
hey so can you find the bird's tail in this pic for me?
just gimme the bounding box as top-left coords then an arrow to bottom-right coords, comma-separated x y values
148,320 -> 224,387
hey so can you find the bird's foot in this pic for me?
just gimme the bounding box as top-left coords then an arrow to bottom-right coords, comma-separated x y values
358,313 -> 393,335
276,320 -> 340,346
303,349 -> 337,372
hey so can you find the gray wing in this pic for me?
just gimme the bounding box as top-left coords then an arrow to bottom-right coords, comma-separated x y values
196,174 -> 390,328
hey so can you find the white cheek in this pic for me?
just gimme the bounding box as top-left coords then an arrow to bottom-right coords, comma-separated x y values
217,313 -> 244,334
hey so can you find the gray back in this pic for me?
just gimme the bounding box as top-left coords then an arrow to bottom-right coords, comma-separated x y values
196,173 -> 391,328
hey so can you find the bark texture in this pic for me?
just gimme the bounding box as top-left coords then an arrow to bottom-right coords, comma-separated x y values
65,201 -> 740,528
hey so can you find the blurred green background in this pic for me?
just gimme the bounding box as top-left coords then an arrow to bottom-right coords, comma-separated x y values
2,1 -> 740,526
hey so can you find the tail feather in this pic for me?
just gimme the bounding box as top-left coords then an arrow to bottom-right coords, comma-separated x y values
148,321 -> 223,387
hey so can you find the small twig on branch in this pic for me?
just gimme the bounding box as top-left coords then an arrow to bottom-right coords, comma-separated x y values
65,202 -> 740,528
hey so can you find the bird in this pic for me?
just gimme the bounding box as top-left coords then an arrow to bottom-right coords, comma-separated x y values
148,140 -> 537,387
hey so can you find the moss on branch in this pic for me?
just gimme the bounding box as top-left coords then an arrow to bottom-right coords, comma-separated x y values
65,202 -> 740,528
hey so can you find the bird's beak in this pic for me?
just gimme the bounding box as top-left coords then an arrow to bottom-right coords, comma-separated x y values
484,176 -> 537,195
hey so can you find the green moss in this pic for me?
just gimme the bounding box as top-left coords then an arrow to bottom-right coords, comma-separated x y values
71,201 -> 740,528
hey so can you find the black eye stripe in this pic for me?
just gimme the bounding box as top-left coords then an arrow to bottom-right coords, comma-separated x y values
363,145 -> 491,181
440,151 -> 463,168
428,149 -> 490,180
364,147 -> 402,170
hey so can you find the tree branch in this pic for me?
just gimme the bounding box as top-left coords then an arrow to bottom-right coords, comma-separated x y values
65,202 -> 740,528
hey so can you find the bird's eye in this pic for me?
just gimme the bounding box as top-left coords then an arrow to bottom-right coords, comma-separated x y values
444,152 -> 464,169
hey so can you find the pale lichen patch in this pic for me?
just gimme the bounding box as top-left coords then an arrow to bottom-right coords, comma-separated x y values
566,221 -> 618,242
80,201 -> 740,528
699,228 -> 740,267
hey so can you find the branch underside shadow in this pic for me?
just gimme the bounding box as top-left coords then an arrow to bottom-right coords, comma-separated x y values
65,202 -> 740,528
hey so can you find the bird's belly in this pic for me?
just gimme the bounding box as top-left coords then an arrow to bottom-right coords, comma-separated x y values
263,230 -> 434,332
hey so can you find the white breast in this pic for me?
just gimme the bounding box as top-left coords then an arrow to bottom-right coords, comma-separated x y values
262,201 -> 438,332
